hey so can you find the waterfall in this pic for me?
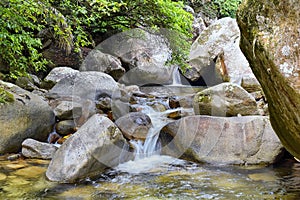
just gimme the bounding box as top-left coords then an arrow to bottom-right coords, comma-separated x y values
130,104 -> 182,160
171,66 -> 182,85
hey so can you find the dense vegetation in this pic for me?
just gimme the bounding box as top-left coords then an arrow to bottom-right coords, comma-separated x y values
0,0 -> 241,79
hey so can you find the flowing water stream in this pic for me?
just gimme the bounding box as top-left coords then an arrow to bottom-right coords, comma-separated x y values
1,84 -> 300,199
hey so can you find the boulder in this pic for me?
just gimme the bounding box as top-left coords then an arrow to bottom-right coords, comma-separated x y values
118,64 -> 176,86
237,0 -> 300,158
97,28 -> 171,69
115,112 -> 152,141
46,115 -> 133,183
187,17 -> 258,87
49,71 -> 119,101
160,115 -> 283,165
0,81 -> 55,154
80,49 -> 125,81
193,83 -> 258,116
43,67 -> 79,89
22,138 -> 58,159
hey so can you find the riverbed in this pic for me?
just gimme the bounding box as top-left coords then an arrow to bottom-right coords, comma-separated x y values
0,153 -> 300,199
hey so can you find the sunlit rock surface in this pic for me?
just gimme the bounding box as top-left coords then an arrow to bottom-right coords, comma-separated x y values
46,115 -> 133,183
160,115 -> 283,165
237,0 -> 300,158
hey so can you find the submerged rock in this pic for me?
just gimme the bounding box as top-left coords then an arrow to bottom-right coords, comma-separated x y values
237,0 -> 300,158
0,81 -> 55,154
193,82 -> 258,116
46,115 -> 133,183
160,115 -> 283,165
115,112 -> 152,141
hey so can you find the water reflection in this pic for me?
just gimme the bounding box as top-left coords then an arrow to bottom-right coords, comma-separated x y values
1,154 -> 300,199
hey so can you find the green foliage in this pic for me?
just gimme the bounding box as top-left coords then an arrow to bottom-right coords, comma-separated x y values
0,0 -> 72,79
0,0 -> 193,79
0,86 -> 14,104
187,0 -> 242,19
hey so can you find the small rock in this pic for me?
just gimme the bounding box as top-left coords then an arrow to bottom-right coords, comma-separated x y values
56,120 -> 76,135
22,138 -> 58,159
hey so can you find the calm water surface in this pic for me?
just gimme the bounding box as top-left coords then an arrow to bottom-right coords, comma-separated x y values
1,154 -> 300,199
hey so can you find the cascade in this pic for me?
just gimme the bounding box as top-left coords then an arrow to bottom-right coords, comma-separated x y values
171,66 -> 182,85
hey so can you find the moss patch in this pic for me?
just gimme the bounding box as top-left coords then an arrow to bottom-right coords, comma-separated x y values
0,86 -> 14,104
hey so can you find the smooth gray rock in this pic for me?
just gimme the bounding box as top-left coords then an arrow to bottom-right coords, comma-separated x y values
22,138 -> 58,159
160,115 -> 283,165
46,115 -> 133,183
0,81 -> 55,154
193,82 -> 258,116
80,50 -> 125,81
49,71 -> 119,101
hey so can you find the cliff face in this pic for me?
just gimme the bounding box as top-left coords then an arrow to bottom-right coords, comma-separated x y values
237,0 -> 300,157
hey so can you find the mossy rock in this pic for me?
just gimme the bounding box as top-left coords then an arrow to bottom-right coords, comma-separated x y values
0,86 -> 14,104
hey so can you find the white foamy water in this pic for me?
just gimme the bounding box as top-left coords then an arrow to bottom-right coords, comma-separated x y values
115,155 -> 185,174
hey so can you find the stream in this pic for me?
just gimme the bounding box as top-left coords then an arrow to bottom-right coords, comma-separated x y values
1,81 -> 300,199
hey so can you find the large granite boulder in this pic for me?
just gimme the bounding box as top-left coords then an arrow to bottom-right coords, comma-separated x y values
46,115 -> 133,183
237,0 -> 300,158
96,28 -> 176,85
79,50 -> 125,81
49,71 -> 119,101
160,116 -> 283,165
97,28 -> 171,69
187,17 -> 258,87
193,82 -> 258,116
0,81 -> 55,154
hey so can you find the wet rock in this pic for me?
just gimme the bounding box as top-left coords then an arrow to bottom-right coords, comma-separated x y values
187,17 -> 258,87
193,82 -> 258,116
14,166 -> 47,178
115,112 -> 152,141
22,138 -> 58,159
80,49 -> 125,81
0,81 -> 55,154
160,115 -> 283,165
42,67 -> 79,89
54,101 -> 82,120
169,95 -> 194,109
49,71 -> 119,101
46,115 -> 133,183
56,120 -> 76,135
237,0 -> 300,159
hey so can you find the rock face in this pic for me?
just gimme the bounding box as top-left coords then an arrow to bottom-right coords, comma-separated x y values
187,17 -> 258,87
193,83 -> 258,116
97,28 -> 171,69
80,50 -> 125,81
22,139 -> 58,159
46,115 -> 133,183
49,71 -> 119,101
96,28 -> 175,85
237,1 -> 300,158
115,112 -> 152,140
0,81 -> 55,154
160,116 -> 283,165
